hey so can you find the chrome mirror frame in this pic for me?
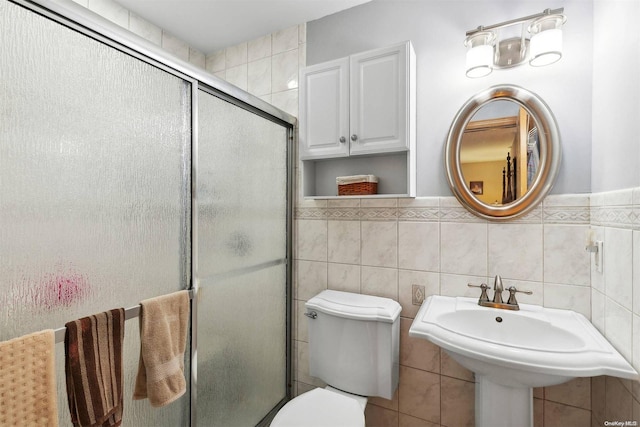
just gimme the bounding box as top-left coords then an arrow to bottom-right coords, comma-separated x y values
445,85 -> 561,220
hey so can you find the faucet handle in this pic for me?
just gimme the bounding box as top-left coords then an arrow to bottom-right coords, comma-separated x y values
506,286 -> 533,306
467,283 -> 489,303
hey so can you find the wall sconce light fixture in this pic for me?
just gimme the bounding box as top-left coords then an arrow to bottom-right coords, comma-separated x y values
464,8 -> 566,78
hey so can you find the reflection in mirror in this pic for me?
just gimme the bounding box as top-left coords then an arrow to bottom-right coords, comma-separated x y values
460,100 -> 540,206
445,85 -> 561,220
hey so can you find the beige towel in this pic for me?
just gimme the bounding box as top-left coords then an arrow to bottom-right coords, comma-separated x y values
133,290 -> 189,407
0,329 -> 58,426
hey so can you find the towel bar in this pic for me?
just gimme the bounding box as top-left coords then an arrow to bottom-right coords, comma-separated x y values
53,289 -> 195,344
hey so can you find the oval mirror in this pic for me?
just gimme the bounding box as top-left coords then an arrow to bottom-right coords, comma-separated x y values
445,85 -> 561,220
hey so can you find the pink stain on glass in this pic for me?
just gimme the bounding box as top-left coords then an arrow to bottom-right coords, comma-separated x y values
31,264 -> 90,309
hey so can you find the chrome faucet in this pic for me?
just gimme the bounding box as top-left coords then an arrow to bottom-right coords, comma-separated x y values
467,275 -> 532,311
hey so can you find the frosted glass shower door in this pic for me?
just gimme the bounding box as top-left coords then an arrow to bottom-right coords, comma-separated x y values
1,1 -> 191,426
196,91 -> 290,426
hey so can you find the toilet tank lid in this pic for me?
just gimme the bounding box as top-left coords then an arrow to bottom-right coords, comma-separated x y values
306,290 -> 401,323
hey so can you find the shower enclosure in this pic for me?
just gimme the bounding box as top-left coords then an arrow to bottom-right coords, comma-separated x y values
0,1 -> 294,425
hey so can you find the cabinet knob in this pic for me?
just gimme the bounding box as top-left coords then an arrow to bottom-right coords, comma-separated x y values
351,134 -> 358,142
339,136 -> 346,143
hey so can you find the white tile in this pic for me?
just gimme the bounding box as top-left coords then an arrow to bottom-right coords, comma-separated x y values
248,58 -> 272,96
543,225 -> 590,286
441,273 -> 487,298
398,270 -> 439,318
295,260 -> 327,301
225,64 -> 248,91
328,220 -> 360,264
299,43 -> 307,68
296,219 -> 327,262
213,70 -> 226,81
543,193 -> 590,207
634,231 -> 640,315
590,226 -> 605,292
488,223 -> 543,282
258,93 -> 272,104
440,222 -> 487,276
225,43 -> 247,68
362,221 -> 397,268
189,48 -> 206,69
502,279 -> 543,306
71,0 -> 89,7
328,263 -> 360,294
398,222 -> 439,272
604,227 -> 633,310
271,89 -> 298,117
248,34 -> 272,62
206,50 -> 226,73
161,31 -> 189,61
296,300 -> 308,342
398,197 -> 439,208
605,297 -> 633,362
633,314 -> 640,373
328,199 -> 360,208
88,0 -> 128,27
543,283 -> 591,319
361,198 -> 397,208
272,25 -> 299,54
361,266 -> 398,300
129,13 -> 161,45
633,187 -> 640,205
602,188 -> 633,206
298,198 -> 327,209
440,196 -> 464,208
592,288 -> 605,333
298,23 -> 307,44
272,49 -> 299,92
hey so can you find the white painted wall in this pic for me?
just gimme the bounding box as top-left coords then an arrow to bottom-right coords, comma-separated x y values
591,0 -> 640,193
307,0 -> 593,197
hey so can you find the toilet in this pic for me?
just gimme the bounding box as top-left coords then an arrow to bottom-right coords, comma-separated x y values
271,290 -> 401,427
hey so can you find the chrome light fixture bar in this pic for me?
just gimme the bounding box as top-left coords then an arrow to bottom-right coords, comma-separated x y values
464,8 -> 566,78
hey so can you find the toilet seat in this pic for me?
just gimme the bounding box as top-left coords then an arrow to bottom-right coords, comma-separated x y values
270,388 -> 365,427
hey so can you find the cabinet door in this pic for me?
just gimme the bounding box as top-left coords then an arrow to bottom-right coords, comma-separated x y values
299,57 -> 349,159
349,42 -> 410,155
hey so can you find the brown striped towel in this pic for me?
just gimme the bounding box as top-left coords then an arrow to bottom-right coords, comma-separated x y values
0,329 -> 58,426
65,309 -> 124,427
133,290 -> 189,407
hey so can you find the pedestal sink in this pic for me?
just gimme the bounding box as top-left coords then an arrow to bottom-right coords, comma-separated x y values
409,295 -> 639,427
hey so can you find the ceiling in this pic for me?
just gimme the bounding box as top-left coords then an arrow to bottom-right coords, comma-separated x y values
115,0 -> 372,54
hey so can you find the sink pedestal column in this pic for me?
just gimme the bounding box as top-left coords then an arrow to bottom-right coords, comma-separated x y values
476,375 -> 533,427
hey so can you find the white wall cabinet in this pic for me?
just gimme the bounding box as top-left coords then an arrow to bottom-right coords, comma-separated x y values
299,41 -> 416,197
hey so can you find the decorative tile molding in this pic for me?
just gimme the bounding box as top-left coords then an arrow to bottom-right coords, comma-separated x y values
296,193 -> 593,225
590,187 -> 640,230
590,205 -> 636,229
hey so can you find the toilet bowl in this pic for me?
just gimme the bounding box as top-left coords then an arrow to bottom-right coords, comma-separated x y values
270,387 -> 366,427
271,290 -> 401,427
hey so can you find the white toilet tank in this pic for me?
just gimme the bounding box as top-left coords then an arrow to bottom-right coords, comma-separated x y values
305,290 -> 401,400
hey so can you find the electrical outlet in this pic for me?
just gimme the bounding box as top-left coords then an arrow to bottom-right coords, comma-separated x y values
412,284 -> 425,305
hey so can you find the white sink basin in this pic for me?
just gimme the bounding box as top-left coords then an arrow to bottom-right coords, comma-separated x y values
409,295 -> 639,427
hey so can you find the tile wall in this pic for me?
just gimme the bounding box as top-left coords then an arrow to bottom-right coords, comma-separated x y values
204,25 -> 305,118
590,188 -> 640,427
68,0 -> 306,120
293,194 -> 603,426
69,0 -> 207,68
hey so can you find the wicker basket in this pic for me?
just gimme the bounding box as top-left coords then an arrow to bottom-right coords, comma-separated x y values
336,175 -> 378,196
